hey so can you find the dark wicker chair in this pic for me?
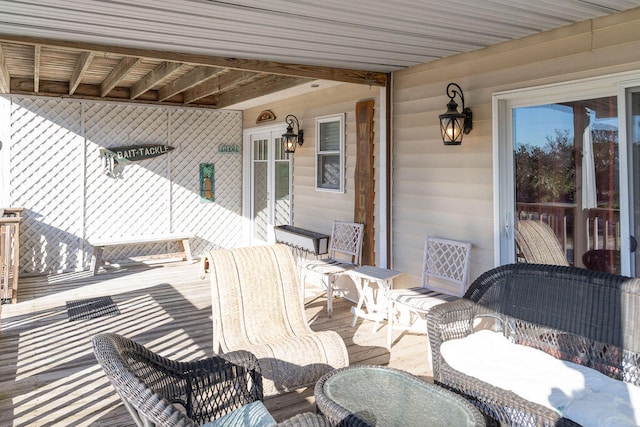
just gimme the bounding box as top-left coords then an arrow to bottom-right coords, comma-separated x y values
428,263 -> 640,426
92,333 -> 331,427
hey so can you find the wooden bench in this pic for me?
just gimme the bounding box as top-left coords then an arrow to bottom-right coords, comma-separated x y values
89,233 -> 195,275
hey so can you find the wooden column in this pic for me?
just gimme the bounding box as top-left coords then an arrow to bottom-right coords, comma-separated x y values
355,100 -> 375,265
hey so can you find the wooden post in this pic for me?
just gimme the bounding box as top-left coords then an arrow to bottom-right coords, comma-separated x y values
0,208 -> 22,304
355,100 -> 375,266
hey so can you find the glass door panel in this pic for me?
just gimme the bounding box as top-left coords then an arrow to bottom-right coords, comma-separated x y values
252,137 -> 269,243
274,137 -> 291,228
513,96 -> 620,273
249,131 -> 291,246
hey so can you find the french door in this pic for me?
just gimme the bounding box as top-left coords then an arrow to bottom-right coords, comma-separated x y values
243,125 -> 291,246
495,73 -> 640,277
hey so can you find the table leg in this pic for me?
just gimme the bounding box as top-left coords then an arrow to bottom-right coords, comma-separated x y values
179,238 -> 193,261
90,247 -> 104,276
351,277 -> 366,327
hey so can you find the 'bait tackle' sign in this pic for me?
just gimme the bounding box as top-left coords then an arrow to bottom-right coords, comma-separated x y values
100,144 -> 174,177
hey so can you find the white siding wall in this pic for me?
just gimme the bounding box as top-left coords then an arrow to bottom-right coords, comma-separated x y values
243,84 -> 383,263
6,96 -> 243,274
392,8 -> 640,288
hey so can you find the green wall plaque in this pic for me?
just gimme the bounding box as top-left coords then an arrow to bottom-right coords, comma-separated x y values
199,163 -> 215,203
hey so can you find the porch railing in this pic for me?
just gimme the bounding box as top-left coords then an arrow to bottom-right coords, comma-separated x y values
1,207 -> 23,304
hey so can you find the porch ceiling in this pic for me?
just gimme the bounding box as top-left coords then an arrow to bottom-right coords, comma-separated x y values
0,0 -> 638,110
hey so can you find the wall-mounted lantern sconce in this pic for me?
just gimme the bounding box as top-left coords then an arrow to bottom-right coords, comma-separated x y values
439,82 -> 473,145
282,114 -> 304,154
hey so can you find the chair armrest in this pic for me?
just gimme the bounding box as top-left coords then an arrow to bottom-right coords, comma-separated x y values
427,299 -> 477,383
167,350 -> 264,423
427,298 -> 476,341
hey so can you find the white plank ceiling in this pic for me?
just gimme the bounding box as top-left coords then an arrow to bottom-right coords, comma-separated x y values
0,0 -> 638,108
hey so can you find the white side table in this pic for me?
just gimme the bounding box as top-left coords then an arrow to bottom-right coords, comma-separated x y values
346,265 -> 403,331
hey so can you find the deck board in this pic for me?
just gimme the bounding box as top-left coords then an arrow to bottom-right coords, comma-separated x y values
0,260 -> 431,426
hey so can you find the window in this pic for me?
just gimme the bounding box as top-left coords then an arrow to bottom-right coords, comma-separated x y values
316,114 -> 344,192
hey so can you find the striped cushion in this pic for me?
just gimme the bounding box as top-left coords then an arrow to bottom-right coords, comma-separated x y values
387,287 -> 458,312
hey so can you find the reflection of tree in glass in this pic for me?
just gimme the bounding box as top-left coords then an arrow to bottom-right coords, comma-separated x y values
516,130 -> 575,203
516,128 -> 618,207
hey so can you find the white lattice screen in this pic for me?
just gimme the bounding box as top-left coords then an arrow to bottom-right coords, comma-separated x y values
7,97 -> 243,274
10,99 -> 84,274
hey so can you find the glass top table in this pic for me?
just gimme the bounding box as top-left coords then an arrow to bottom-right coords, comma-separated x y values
314,365 -> 485,427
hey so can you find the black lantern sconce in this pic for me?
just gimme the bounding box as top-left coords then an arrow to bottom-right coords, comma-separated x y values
439,82 -> 473,145
282,114 -> 304,154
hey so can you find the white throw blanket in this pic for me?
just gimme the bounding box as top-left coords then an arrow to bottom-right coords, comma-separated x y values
440,330 -> 640,427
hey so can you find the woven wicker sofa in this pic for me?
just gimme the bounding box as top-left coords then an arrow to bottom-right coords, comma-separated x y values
428,263 -> 640,426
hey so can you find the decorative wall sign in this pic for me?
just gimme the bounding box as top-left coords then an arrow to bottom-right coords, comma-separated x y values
199,163 -> 215,202
100,144 -> 174,177
256,110 -> 276,123
218,144 -> 240,153
354,99 -> 375,266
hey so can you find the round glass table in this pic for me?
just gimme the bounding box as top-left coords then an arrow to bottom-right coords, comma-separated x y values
314,365 -> 485,427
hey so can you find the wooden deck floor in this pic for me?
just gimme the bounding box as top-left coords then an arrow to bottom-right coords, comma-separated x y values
0,260 -> 431,426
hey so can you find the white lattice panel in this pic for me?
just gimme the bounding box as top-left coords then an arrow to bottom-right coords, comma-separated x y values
84,104 -> 172,265
8,96 -> 244,274
10,98 -> 84,274
170,109 -> 243,255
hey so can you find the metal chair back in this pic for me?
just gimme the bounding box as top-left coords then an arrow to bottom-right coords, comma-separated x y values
328,221 -> 365,266
422,237 -> 472,297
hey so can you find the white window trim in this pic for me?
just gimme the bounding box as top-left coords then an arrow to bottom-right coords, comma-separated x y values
492,70 -> 640,270
315,113 -> 345,193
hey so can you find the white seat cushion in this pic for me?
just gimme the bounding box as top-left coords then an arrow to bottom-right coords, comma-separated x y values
440,330 -> 640,427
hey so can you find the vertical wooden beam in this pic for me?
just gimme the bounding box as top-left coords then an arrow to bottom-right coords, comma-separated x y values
101,56 -> 141,97
0,44 -> 10,93
70,51 -> 94,95
355,99 -> 375,266
33,45 -> 41,93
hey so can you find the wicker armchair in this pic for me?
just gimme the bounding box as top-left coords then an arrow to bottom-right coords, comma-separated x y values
92,333 -> 331,427
201,244 -> 349,397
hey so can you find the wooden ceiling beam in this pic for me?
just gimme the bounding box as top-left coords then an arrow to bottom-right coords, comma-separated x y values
33,45 -> 40,93
158,66 -> 223,101
130,61 -> 184,100
0,34 -> 387,87
12,78 -> 166,104
214,75 -> 311,109
69,51 -> 94,95
101,56 -> 142,97
184,70 -> 258,104
0,43 -> 10,93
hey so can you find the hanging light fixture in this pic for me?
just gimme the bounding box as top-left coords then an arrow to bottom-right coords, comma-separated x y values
439,82 -> 473,145
282,114 -> 304,154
